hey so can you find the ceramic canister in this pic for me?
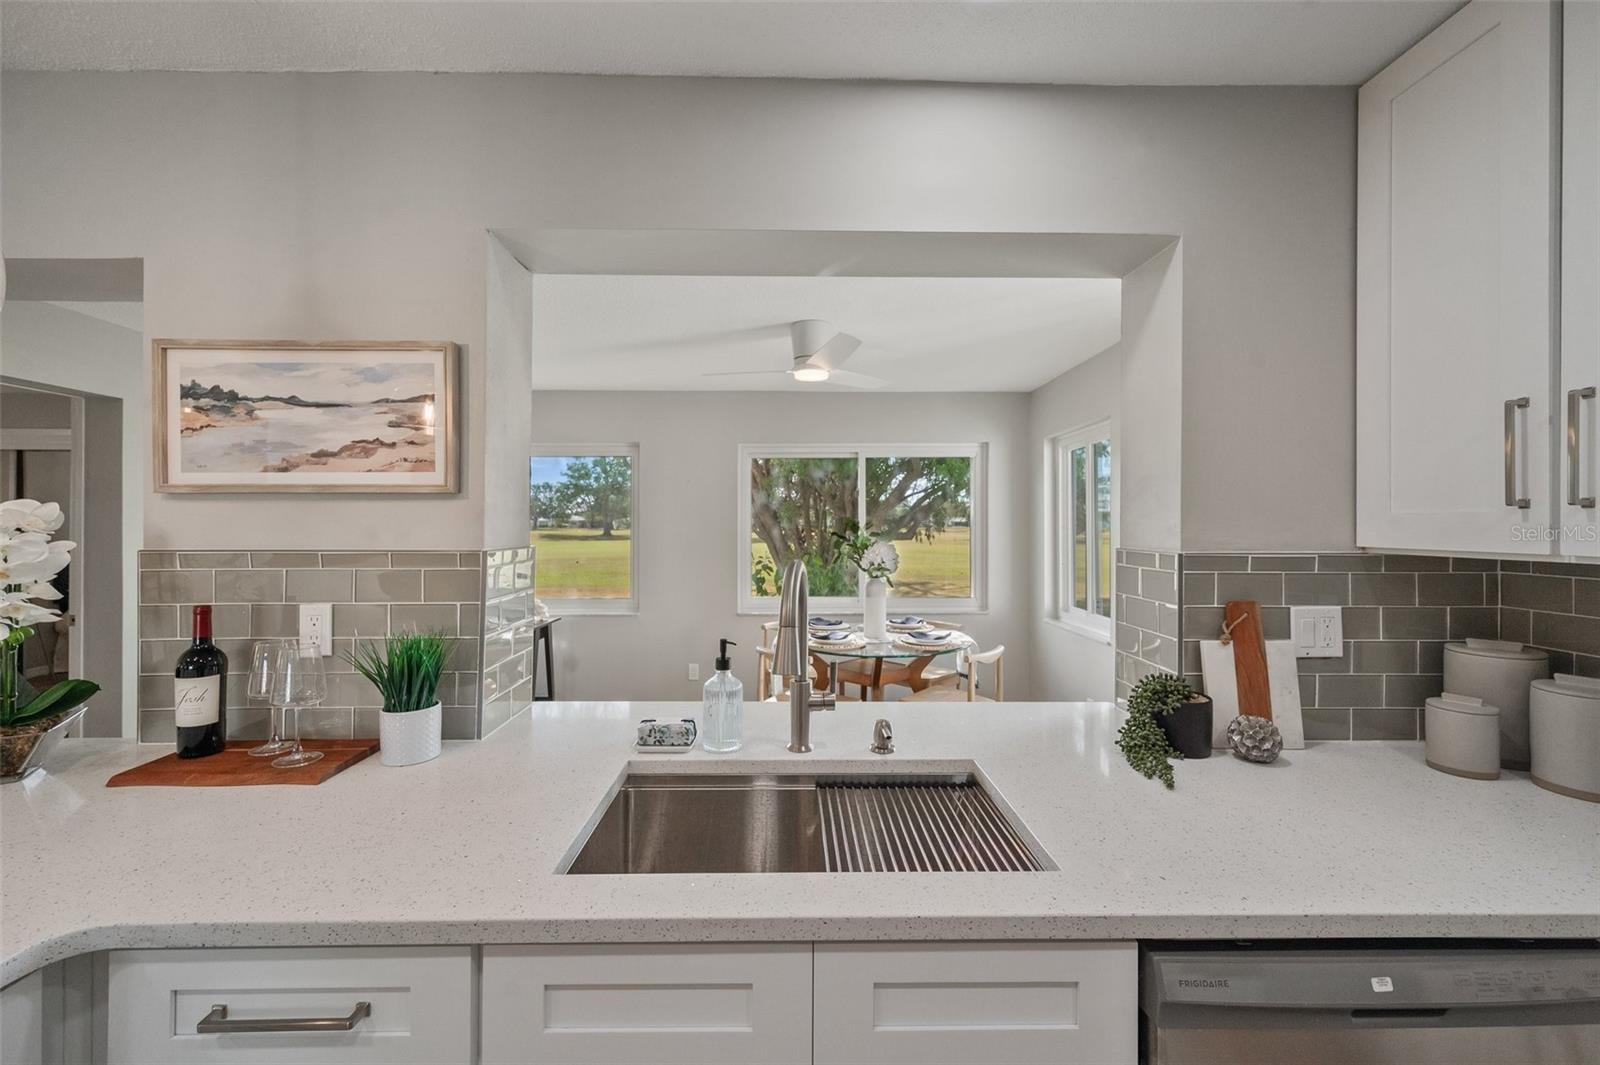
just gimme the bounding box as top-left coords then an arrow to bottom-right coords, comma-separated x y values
1442,639 -> 1550,770
1424,693 -> 1501,781
1530,674 -> 1600,803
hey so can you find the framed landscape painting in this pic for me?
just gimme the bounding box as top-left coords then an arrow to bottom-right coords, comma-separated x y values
154,340 -> 458,493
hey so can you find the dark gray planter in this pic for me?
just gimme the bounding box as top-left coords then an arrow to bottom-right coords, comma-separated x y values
1159,695 -> 1214,759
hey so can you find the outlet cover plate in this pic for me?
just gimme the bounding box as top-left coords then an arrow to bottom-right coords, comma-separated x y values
298,602 -> 333,657
1290,605 -> 1342,658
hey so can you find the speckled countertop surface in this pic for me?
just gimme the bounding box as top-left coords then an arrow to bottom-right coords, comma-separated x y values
3,701 -> 1597,984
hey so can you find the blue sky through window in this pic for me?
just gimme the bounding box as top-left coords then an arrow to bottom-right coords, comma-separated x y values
530,456 -> 584,485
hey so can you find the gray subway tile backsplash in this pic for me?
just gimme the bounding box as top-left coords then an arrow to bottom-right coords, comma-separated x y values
1174,551 -> 1599,740
135,547 -> 525,742
214,568 -> 285,603
355,568 -> 422,602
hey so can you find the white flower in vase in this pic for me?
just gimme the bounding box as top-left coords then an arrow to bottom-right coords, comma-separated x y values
861,540 -> 900,582
0,499 -> 65,536
1,500 -> 98,770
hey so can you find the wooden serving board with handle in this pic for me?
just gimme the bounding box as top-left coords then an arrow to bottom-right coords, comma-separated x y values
1223,600 -> 1273,719
106,739 -> 379,787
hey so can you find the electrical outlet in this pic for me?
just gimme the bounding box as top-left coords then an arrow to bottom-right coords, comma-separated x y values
299,603 -> 333,657
1290,606 -> 1343,658
688,663 -> 700,681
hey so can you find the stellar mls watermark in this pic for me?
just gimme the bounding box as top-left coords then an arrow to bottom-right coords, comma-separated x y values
1511,523 -> 1599,543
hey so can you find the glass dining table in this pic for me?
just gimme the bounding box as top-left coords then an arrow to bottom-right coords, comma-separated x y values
808,631 -> 977,701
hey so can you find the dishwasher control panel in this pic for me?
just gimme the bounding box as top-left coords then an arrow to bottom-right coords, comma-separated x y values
1149,948 -> 1600,1009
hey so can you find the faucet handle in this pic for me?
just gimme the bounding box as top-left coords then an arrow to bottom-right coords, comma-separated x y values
871,718 -> 894,755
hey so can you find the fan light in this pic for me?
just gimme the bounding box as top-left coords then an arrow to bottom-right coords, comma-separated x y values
791,366 -> 830,383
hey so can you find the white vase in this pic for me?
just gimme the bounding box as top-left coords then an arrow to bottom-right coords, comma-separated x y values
863,577 -> 889,641
378,702 -> 442,766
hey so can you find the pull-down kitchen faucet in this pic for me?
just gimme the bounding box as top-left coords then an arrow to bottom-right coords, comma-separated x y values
774,560 -> 835,753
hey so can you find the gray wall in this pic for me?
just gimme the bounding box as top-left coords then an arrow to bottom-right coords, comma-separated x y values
3,73 -> 1358,557
531,389 -> 1033,701
1028,346 -> 1120,701
2,302 -> 144,733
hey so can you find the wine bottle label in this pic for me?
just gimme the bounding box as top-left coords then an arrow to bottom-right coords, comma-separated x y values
174,675 -> 221,728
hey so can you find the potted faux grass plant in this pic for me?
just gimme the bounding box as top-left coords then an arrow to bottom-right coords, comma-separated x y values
2,499 -> 100,782
345,632 -> 447,766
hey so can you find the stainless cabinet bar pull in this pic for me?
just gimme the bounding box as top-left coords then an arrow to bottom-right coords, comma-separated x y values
1505,396 -> 1531,508
197,1001 -> 371,1034
1568,386 -> 1596,508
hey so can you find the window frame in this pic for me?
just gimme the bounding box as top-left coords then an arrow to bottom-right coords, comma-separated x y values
737,442 -> 987,616
1050,422 -> 1114,642
528,443 -> 640,616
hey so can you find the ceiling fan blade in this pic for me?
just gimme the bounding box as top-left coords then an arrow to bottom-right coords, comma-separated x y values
701,369 -> 791,378
807,332 -> 862,371
825,368 -> 888,390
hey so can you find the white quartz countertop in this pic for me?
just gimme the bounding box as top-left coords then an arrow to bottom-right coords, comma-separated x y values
4,701 -> 1597,984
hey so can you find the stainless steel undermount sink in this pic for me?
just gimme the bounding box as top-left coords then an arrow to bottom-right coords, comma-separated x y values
562,772 -> 1052,874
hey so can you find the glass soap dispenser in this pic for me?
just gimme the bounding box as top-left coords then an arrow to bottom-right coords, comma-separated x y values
702,638 -> 744,752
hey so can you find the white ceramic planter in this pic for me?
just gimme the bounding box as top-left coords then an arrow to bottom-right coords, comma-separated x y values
378,702 -> 442,766
863,578 -> 889,641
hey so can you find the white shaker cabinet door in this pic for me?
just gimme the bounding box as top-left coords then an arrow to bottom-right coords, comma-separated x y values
106,946 -> 472,1065
1562,0 -> 1600,557
1357,0 -> 1557,555
813,941 -> 1137,1065
0,970 -> 45,1065
481,943 -> 812,1065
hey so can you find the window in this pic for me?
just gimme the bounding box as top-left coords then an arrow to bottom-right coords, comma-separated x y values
740,445 -> 983,614
1053,426 -> 1112,637
529,446 -> 638,613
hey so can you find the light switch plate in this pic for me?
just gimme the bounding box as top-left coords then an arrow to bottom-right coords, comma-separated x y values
298,602 -> 333,657
1290,606 -> 1342,658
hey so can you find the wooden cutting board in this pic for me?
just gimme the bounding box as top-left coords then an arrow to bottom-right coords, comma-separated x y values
1200,639 -> 1307,750
106,739 -> 379,787
1223,600 -> 1273,718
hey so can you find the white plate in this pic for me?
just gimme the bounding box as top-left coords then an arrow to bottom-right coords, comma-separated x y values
898,632 -> 958,648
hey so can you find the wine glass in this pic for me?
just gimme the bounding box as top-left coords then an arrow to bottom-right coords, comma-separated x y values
270,638 -> 327,769
246,640 -> 294,757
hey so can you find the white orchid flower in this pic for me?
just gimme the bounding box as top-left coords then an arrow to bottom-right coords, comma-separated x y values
0,539 -> 74,584
0,599 -> 58,627
0,499 -> 65,536
18,580 -> 63,601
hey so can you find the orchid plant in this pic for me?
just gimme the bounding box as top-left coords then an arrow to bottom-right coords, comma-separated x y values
0,499 -> 99,730
834,522 -> 900,587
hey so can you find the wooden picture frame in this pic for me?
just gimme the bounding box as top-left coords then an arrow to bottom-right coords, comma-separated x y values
153,340 -> 459,494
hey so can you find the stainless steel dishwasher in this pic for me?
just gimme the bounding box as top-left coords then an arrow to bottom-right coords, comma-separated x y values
1142,942 -> 1600,1064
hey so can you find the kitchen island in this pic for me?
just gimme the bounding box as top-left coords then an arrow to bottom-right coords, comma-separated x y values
5,699 -> 1596,986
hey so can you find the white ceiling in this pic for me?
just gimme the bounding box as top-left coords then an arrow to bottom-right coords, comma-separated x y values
532,274 -> 1123,392
3,1 -> 1463,85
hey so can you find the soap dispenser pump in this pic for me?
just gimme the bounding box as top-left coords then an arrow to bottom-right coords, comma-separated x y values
702,638 -> 744,752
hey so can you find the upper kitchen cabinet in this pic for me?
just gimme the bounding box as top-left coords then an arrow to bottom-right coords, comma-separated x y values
1562,0 -> 1600,558
1357,0 -> 1559,555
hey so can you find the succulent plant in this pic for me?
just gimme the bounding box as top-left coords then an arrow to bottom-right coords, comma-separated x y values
1116,672 -> 1198,789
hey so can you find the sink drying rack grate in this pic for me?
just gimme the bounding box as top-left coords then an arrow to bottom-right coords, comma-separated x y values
816,780 -> 1043,872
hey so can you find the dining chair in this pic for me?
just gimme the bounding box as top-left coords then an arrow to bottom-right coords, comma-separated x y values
756,621 -> 780,701
901,645 -> 1005,703
758,621 -> 850,701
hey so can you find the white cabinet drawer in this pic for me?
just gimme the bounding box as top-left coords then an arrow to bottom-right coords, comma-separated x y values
106,946 -> 471,1065
814,941 -> 1136,1065
481,943 -> 811,1065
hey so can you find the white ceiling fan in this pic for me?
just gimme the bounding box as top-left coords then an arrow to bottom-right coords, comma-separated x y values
702,319 -> 887,388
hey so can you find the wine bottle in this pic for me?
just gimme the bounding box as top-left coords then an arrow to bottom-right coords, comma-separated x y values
174,605 -> 227,759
